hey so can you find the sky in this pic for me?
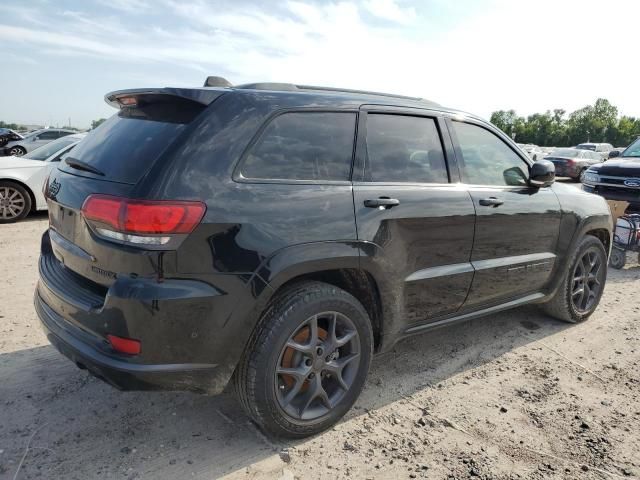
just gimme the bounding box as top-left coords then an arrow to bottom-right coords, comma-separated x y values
1,0 -> 638,129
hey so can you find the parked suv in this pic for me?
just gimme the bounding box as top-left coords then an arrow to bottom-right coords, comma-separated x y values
35,80 -> 612,438
583,136 -> 640,213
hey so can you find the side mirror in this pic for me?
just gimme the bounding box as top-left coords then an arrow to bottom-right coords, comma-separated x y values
31,136 -> 38,142
529,160 -> 555,188
608,150 -> 620,159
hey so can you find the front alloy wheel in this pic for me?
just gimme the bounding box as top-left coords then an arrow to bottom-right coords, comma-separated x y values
542,235 -> 607,323
571,248 -> 605,314
0,182 -> 31,223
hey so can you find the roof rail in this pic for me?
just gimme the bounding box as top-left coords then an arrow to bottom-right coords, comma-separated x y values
204,77 -> 437,105
295,84 -> 424,101
234,82 -> 299,91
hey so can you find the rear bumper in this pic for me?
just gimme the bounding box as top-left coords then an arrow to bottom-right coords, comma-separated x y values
35,289 -> 226,393
33,228 -> 260,394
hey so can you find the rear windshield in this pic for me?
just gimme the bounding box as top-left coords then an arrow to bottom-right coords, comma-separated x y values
576,144 -> 596,151
58,101 -> 203,184
549,148 -> 581,158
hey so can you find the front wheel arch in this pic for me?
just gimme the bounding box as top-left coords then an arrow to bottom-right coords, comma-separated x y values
542,235 -> 608,323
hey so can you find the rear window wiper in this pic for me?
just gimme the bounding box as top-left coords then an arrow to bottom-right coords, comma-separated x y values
64,157 -> 105,176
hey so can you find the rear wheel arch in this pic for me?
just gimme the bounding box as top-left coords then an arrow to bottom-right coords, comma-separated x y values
268,268 -> 383,351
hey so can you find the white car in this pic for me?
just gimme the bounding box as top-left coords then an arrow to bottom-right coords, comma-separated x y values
3,128 -> 77,157
0,133 -> 85,223
517,143 -> 545,161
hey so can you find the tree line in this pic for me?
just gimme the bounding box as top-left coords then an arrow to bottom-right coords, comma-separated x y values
490,98 -> 640,148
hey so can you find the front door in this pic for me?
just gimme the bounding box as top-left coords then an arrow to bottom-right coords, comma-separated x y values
353,109 -> 476,330
447,119 -> 561,308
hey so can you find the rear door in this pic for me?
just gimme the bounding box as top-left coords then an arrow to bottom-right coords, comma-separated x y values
447,118 -> 561,308
353,107 -> 476,328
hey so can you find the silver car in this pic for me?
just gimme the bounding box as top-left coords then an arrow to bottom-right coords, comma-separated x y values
4,128 -> 77,157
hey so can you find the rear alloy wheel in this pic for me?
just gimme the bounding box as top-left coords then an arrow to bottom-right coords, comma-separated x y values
578,169 -> 587,183
276,312 -> 360,421
0,181 -> 31,223
8,146 -> 26,157
234,281 -> 373,438
542,235 -> 607,323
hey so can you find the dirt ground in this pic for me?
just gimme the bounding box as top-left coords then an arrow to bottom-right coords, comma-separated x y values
0,212 -> 639,480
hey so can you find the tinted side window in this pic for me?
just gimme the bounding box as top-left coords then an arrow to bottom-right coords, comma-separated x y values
452,121 -> 529,186
365,114 -> 448,183
38,131 -> 58,140
241,112 -> 356,181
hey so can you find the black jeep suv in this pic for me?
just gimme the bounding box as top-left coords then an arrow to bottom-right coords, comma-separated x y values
35,79 -> 612,438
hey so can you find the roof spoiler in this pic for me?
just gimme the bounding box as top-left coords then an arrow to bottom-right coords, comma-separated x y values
105,87 -> 226,109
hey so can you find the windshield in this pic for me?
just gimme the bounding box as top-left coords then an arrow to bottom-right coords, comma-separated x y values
576,144 -> 596,151
23,137 -> 78,161
621,138 -> 640,158
549,148 -> 581,158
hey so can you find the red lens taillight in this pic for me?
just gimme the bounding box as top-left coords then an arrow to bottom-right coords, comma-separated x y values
107,334 -> 141,355
82,195 -> 206,241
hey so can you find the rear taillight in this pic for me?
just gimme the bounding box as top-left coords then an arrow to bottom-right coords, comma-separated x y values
82,194 -> 206,246
107,334 -> 141,355
42,172 -> 50,198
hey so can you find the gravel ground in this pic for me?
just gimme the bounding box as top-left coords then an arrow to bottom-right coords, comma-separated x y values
0,209 -> 639,480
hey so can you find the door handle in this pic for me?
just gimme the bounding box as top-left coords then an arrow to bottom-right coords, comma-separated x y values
364,197 -> 400,209
478,197 -> 504,207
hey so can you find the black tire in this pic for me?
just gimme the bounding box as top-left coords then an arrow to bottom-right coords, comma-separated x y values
8,145 -> 26,157
577,169 -> 587,183
542,235 -> 607,323
234,281 -> 373,438
609,247 -> 626,269
0,180 -> 32,223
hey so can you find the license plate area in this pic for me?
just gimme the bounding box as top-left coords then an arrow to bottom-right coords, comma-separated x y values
49,202 -> 77,242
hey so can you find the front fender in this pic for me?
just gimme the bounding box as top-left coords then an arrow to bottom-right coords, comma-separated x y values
545,185 -> 612,298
